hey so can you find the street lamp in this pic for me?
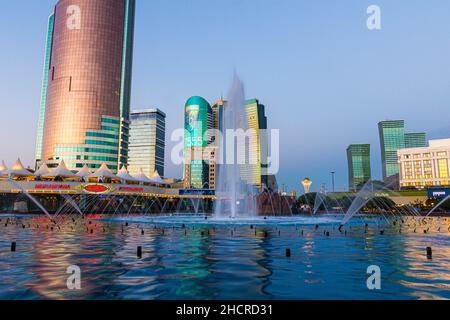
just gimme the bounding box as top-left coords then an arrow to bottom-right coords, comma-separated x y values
331,171 -> 335,193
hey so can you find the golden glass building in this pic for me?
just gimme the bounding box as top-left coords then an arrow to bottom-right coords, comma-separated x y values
240,99 -> 268,190
36,0 -> 135,172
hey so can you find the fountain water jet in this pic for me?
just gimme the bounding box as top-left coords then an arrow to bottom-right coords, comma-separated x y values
214,75 -> 258,218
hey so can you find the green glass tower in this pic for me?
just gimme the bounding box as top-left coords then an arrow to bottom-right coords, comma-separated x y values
183,96 -> 213,189
347,144 -> 371,191
405,132 -> 426,148
35,14 -> 54,166
378,120 -> 405,179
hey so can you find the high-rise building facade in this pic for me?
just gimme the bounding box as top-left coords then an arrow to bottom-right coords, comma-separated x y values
183,96 -> 213,189
405,132 -> 427,148
398,139 -> 450,189
36,0 -> 135,173
378,120 -> 405,179
35,14 -> 55,165
241,99 -> 268,189
347,144 -> 371,191
128,109 -> 166,177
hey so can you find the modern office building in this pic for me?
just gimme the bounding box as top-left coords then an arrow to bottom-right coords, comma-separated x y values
36,0 -> 136,173
128,109 -> 166,177
35,14 -> 54,165
378,120 -> 405,180
347,144 -> 371,191
240,99 -> 268,189
378,120 -> 427,180
183,96 -> 213,189
405,132 -> 427,148
398,139 -> 450,189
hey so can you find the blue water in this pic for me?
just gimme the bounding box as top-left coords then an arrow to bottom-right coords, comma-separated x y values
0,214 -> 449,300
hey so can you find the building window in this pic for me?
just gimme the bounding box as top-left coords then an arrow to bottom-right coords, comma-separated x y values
438,159 -> 449,179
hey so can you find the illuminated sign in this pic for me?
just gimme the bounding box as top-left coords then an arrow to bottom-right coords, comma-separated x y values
77,184 -> 115,194
35,184 -> 71,190
119,187 -> 144,192
427,188 -> 450,199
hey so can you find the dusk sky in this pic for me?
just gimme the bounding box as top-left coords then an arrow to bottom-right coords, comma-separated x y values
1,0 -> 450,193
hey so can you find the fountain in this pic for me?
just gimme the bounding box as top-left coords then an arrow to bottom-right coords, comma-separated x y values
426,194 -> 450,217
8,178 -> 53,221
214,75 -> 258,218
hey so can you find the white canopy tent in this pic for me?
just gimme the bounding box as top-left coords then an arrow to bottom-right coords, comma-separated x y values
88,163 -> 119,181
0,161 -> 7,177
34,163 -> 53,178
76,164 -> 92,179
42,160 -> 79,179
134,169 -> 153,184
150,170 -> 169,185
8,158 -> 35,178
117,166 -> 137,183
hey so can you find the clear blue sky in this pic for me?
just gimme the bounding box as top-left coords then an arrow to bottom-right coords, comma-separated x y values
1,0 -> 450,193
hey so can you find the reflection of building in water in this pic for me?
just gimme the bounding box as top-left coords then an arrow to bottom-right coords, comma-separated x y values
29,218 -> 119,299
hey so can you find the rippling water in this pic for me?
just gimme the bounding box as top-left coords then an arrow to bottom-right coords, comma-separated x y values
0,214 -> 450,300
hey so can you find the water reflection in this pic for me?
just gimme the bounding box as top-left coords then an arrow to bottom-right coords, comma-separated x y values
0,215 -> 449,300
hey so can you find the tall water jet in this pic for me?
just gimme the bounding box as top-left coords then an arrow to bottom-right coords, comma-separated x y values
8,179 -> 53,221
426,194 -> 450,217
341,180 -> 378,225
214,75 -> 258,218
313,192 -> 327,215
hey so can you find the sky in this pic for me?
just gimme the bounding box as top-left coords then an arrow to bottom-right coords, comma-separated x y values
1,0 -> 450,193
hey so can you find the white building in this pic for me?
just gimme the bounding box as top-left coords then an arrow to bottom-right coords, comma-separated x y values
398,139 -> 450,189
128,109 -> 166,178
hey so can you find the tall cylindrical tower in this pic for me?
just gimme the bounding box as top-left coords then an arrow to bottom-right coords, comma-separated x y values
38,0 -> 135,172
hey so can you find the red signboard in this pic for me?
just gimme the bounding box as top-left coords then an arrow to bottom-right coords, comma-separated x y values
35,184 -> 71,190
82,184 -> 112,194
119,187 -> 144,192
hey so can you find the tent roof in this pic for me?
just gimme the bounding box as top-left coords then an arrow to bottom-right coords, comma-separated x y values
42,160 -> 78,178
0,160 -> 7,175
88,163 -> 118,179
117,166 -> 137,182
150,170 -> 169,185
76,164 -> 92,178
8,158 -> 35,177
35,163 -> 53,177
134,169 -> 152,183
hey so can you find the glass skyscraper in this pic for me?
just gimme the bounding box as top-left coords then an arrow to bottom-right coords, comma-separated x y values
405,132 -> 427,148
128,109 -> 166,177
183,96 -> 213,189
35,14 -> 54,165
378,120 -> 427,180
347,144 -> 371,191
378,120 -> 406,179
36,0 -> 135,173
240,99 -> 268,189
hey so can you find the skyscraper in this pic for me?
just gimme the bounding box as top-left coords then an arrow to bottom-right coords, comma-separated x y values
378,120 -> 405,179
405,132 -> 427,148
35,14 -> 54,165
37,0 -> 135,173
240,99 -> 268,189
183,96 -> 213,189
128,109 -> 166,177
347,144 -> 371,191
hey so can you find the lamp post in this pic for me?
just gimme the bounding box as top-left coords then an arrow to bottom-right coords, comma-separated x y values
331,171 -> 335,193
